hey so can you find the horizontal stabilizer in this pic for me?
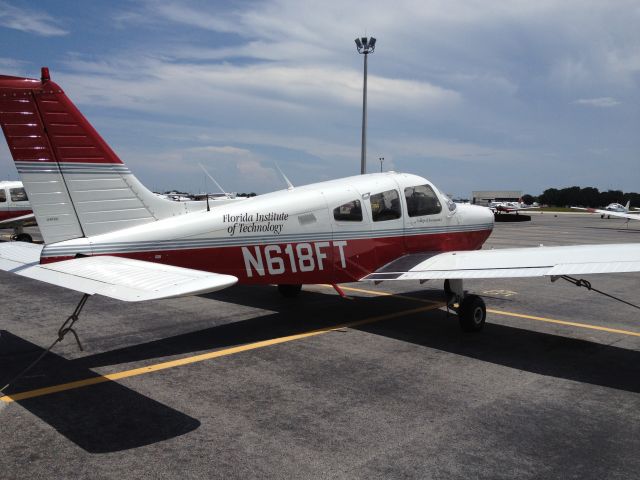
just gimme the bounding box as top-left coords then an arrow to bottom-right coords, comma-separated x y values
0,242 -> 237,301
362,244 -> 640,281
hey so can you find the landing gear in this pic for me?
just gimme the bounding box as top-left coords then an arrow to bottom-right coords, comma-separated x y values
277,284 -> 302,298
444,279 -> 453,301
12,233 -> 33,243
444,279 -> 487,332
458,295 -> 486,332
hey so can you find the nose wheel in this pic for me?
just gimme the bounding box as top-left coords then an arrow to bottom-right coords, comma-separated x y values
444,279 -> 486,332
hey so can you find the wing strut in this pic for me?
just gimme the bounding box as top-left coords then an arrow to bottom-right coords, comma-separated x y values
0,294 -> 89,397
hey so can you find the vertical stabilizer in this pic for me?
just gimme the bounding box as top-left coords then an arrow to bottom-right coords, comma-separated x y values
0,68 -> 203,244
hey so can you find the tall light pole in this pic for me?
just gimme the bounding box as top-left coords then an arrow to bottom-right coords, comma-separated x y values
355,36 -> 376,174
379,156 -> 384,172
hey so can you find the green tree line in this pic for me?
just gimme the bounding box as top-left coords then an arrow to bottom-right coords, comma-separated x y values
524,187 -> 640,207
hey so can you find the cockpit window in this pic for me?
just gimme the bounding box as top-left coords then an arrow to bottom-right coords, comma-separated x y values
404,184 -> 442,216
370,189 -> 402,222
0,190 -> 5,203
333,200 -> 362,221
10,188 -> 28,202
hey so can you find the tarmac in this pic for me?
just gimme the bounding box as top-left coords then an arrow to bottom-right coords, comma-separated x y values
0,212 -> 639,479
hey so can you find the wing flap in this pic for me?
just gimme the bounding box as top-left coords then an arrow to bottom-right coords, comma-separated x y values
362,244 -> 640,281
0,242 -> 237,301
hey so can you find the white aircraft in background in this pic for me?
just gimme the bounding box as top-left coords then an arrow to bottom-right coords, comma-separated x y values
0,68 -> 639,335
488,200 -> 539,214
571,201 -> 640,221
0,180 -> 36,242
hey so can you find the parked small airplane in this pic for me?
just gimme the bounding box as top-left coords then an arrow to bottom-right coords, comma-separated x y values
0,180 -> 35,241
1,68 -> 640,333
571,201 -> 640,221
489,200 -> 538,214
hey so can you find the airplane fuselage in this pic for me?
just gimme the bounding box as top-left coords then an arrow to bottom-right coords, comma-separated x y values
0,181 -> 32,222
40,172 -> 494,284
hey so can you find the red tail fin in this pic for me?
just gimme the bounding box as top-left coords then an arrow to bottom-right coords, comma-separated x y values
0,68 -> 202,244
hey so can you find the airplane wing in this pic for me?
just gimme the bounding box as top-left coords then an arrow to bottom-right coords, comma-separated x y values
362,244 -> 640,281
0,242 -> 237,301
571,207 -> 640,221
0,212 -> 36,227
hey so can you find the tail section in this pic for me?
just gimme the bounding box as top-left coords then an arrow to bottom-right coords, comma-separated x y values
0,67 -> 199,244
624,200 -> 630,212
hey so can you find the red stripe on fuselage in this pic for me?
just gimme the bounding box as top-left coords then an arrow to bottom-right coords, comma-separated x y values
40,229 -> 492,284
0,210 -> 32,221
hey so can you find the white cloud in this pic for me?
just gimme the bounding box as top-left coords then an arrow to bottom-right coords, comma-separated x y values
573,97 -> 621,108
6,0 -> 636,194
57,55 -> 460,117
189,146 -> 252,156
0,1 -> 68,36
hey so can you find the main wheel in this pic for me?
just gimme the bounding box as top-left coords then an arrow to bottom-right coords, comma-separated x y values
458,294 -> 486,332
14,233 -> 33,243
277,284 -> 302,298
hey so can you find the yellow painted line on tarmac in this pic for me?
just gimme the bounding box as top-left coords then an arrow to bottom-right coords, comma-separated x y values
320,284 -> 640,338
0,303 -> 443,404
323,284 -> 440,305
486,309 -> 640,337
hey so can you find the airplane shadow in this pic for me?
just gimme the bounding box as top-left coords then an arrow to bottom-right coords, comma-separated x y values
353,295 -> 640,393
0,331 -> 200,454
2,286 -> 638,452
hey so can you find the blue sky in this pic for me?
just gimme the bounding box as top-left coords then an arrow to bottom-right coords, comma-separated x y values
1,0 -> 639,197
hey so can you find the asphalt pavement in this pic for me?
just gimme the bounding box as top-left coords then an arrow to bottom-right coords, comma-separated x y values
0,212 -> 639,479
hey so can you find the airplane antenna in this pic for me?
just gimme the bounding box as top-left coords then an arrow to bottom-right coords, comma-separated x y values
275,163 -> 294,190
198,163 -> 227,195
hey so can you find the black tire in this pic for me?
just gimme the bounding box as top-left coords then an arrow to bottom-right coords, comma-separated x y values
458,294 -> 486,332
277,284 -> 302,298
14,233 -> 33,243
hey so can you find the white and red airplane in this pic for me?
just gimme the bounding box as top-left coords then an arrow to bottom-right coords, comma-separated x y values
0,180 -> 36,241
1,68 -> 640,333
489,200 -> 538,214
571,201 -> 640,221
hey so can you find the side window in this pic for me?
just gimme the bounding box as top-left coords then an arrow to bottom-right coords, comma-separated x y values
0,189 -> 5,203
405,184 -> 442,217
333,200 -> 362,221
370,189 -> 402,222
10,188 -> 28,202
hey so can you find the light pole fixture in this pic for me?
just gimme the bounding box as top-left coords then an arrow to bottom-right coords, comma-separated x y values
355,36 -> 376,174
379,156 -> 384,172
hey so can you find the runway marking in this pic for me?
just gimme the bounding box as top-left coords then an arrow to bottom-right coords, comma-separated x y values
325,285 -> 640,338
0,303 -> 443,404
326,285 -> 440,305
486,309 -> 640,337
